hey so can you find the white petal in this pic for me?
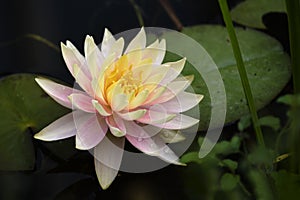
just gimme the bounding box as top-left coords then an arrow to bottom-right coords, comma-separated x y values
160,58 -> 186,85
94,135 -> 125,189
125,27 -> 146,54
34,111 -> 84,141
159,92 -> 203,113
117,109 -> 147,121
159,129 -> 185,143
152,114 -> 199,130
145,39 -> 166,64
84,35 -> 105,78
35,78 -> 82,109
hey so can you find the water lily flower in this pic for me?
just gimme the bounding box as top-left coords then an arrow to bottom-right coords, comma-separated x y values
34,27 -> 203,189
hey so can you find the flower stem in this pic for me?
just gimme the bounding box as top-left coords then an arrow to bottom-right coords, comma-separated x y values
218,0 -> 265,147
128,0 -> 144,27
286,0 -> 300,94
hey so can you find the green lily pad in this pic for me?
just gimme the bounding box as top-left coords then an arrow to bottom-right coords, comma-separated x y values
168,25 -> 290,130
230,0 -> 286,29
0,74 -> 70,170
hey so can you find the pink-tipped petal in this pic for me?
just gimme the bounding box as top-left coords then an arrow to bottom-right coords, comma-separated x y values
75,114 -> 108,150
124,27 -> 146,54
35,78 -> 83,109
106,115 -> 126,137
84,35 -> 105,78
34,111 -> 82,141
125,121 -> 184,165
94,135 -> 125,189
152,114 -> 199,130
69,93 -> 95,113
137,107 -> 176,125
149,77 -> 193,105
61,42 -> 91,79
159,92 -> 204,113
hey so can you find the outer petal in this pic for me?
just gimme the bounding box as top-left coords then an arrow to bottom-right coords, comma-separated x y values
158,129 -> 185,143
152,114 -> 199,130
136,108 -> 176,125
148,77 -> 194,105
160,58 -> 186,85
92,100 -> 112,116
157,92 -> 204,113
94,135 -> 125,189
75,114 -> 108,150
69,93 -> 95,113
101,28 -> 116,57
125,121 -> 184,165
34,111 -> 82,141
124,27 -> 146,54
84,35 -> 104,79
35,78 -> 83,109
144,39 -> 166,65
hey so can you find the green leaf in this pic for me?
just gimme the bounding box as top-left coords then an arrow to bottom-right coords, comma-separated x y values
220,173 -> 239,191
180,152 -> 202,164
238,115 -> 251,132
0,74 -> 70,170
230,0 -> 286,29
277,94 -> 300,106
259,115 -> 281,131
247,146 -> 274,167
176,25 -> 290,130
221,159 -> 238,171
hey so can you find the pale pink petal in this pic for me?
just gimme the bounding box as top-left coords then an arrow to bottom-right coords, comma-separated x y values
125,121 -> 184,165
152,114 -> 199,130
106,115 -> 126,137
72,63 -> 94,95
136,106 -> 176,125
75,114 -> 108,150
34,111 -> 83,141
94,135 -> 125,189
35,78 -> 83,109
124,27 -> 146,54
69,93 -> 95,113
147,77 -> 193,105
84,35 -> 105,78
158,92 -> 203,113
61,42 -> 91,79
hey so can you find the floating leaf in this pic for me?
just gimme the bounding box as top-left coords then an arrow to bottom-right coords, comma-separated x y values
165,25 -> 290,130
230,0 -> 286,29
0,74 -> 70,170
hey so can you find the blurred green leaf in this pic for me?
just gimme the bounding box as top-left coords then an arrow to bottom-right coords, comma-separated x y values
259,116 -> 281,131
164,25 -> 290,130
247,168 -> 275,200
180,152 -> 203,164
221,159 -> 238,171
247,146 -> 274,167
238,115 -> 251,132
0,74 -> 70,170
277,94 -> 300,106
220,173 -> 239,191
230,0 -> 286,29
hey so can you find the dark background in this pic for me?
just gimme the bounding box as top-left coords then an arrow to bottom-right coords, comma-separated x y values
0,0 -> 289,199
